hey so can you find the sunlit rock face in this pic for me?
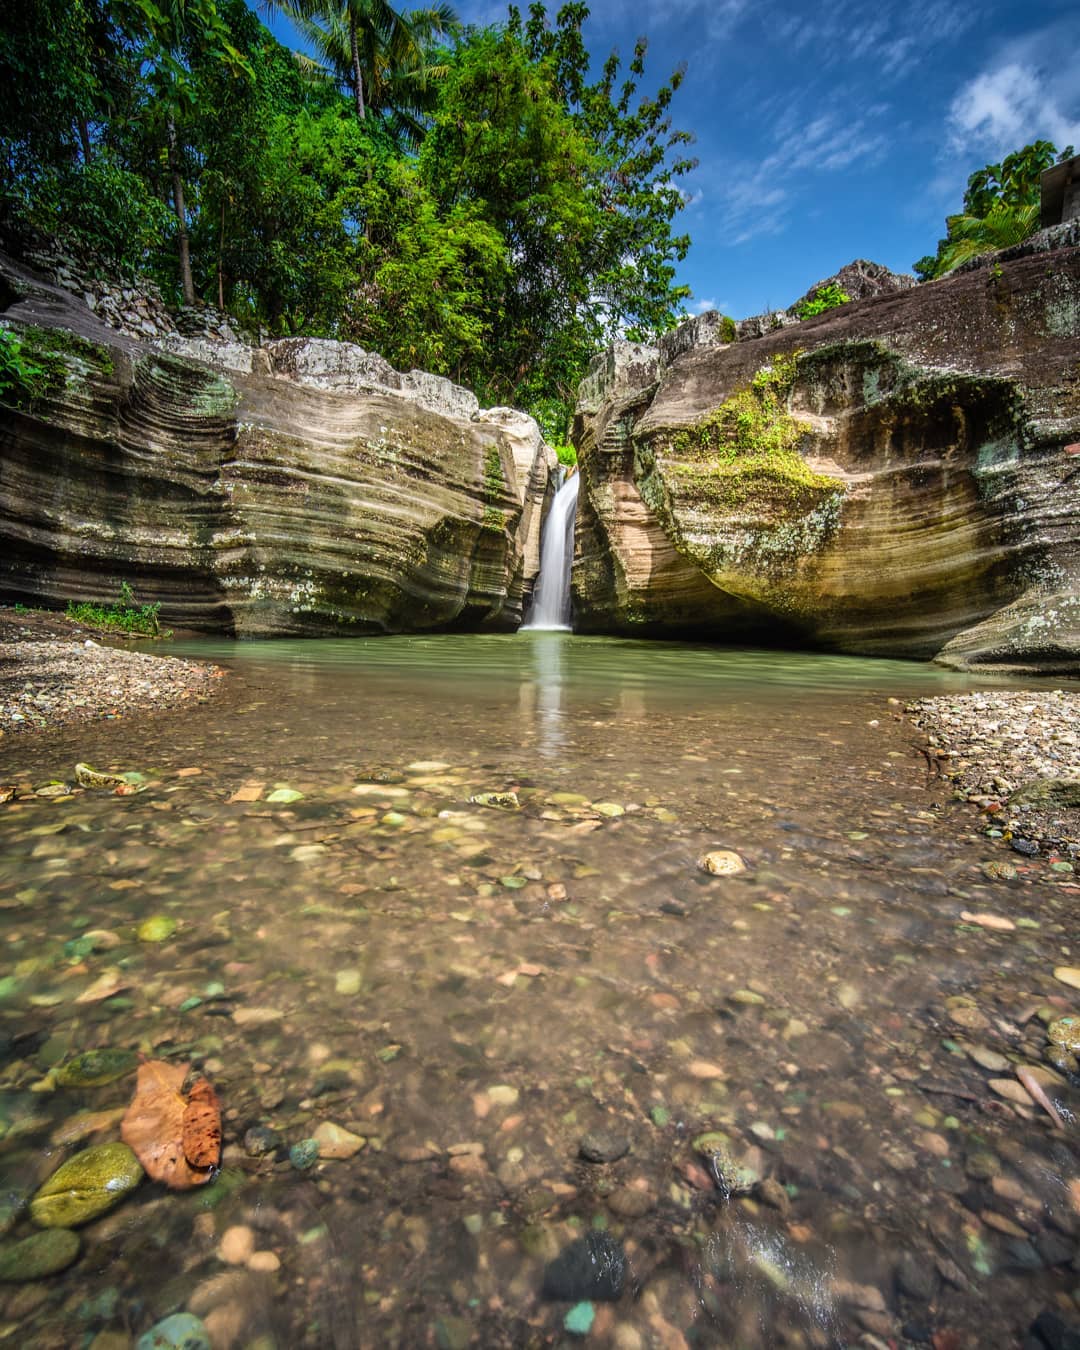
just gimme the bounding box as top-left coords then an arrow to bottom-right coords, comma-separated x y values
0,253 -> 553,636
572,248 -> 1080,672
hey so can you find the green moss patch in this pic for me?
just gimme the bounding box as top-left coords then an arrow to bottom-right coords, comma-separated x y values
664,352 -> 844,512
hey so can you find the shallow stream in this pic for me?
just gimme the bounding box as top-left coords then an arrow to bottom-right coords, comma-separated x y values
1,636 -> 1078,1348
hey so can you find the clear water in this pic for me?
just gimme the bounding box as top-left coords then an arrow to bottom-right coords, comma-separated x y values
1,635 -> 1077,1349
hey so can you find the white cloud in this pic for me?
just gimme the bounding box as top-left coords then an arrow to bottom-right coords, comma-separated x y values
948,51 -> 1080,157
691,297 -> 726,314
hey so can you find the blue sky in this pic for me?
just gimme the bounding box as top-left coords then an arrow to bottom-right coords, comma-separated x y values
255,0 -> 1080,320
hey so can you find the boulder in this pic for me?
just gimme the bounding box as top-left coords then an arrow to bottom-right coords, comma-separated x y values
571,243 -> 1080,670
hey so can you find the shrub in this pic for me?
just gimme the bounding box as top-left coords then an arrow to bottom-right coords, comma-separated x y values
793,283 -> 851,321
0,327 -> 66,406
67,582 -> 168,638
554,443 -> 577,467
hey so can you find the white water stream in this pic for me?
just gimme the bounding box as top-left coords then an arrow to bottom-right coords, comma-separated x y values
521,471 -> 580,631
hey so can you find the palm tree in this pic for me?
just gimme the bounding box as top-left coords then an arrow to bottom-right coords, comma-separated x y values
270,0 -> 458,136
934,200 -> 1041,276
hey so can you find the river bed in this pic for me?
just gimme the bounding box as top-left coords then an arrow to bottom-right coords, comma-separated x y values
1,635 -> 1078,1349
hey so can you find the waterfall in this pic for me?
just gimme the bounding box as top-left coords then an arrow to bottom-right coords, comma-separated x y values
521,471 -> 580,631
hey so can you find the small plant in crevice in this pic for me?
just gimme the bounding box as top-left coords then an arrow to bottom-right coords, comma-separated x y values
0,328 -> 67,408
553,443 -> 578,467
67,582 -> 170,638
793,283 -> 851,321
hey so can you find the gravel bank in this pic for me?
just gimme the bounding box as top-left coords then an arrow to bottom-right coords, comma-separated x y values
907,689 -> 1080,856
0,608 -> 225,735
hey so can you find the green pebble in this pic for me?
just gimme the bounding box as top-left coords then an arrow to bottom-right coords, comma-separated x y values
0,1228 -> 81,1281
30,1143 -> 143,1228
137,915 -> 177,943
178,996 -> 203,1013
266,788 -> 304,804
500,876 -> 527,889
135,1312 -> 211,1350
563,1302 -> 596,1336
289,1140 -> 319,1171
650,1106 -> 670,1127
55,1049 -> 137,1088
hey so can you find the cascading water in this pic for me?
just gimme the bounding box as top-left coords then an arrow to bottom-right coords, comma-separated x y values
521,471 -> 580,631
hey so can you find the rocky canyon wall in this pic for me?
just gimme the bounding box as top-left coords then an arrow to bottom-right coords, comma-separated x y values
0,252 -> 553,636
572,242 -> 1080,672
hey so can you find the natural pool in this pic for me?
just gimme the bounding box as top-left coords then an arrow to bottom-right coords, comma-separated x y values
1,634 -> 1078,1349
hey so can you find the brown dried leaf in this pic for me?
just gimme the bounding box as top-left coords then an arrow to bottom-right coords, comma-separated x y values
182,1078 -> 222,1168
121,1060 -> 220,1189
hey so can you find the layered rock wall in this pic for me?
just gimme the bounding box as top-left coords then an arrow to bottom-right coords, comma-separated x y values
572,247 -> 1080,671
0,253 -> 553,636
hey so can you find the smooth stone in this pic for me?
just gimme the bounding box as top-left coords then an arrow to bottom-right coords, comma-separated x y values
967,1045 -> 1009,1072
564,1302 -> 596,1336
697,850 -> 746,877
334,969 -> 362,996
218,1226 -> 255,1266
988,1078 -> 1034,1107
487,1085 -> 519,1107
312,1122 -> 366,1160
1047,1016 -> 1080,1053
266,788 -> 303,803
0,1228 -> 81,1281
579,1129 -> 631,1164
55,1049 -> 138,1088
135,1312 -> 211,1350
1052,967 -> 1080,991
289,1140 -> 319,1171
593,803 -> 624,817
607,1185 -> 654,1218
542,1231 -> 626,1302
30,1143 -> 143,1228
243,1126 -> 278,1157
247,1251 -> 280,1273
469,792 -> 520,811
137,915 -> 177,943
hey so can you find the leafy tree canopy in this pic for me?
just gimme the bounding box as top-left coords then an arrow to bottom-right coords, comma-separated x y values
914,140 -> 1073,281
0,0 -> 697,435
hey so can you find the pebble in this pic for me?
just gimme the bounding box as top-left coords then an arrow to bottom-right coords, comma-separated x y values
542,1232 -> 626,1302
218,1226 -> 255,1266
288,1140 -> 319,1171
1053,967 -> 1080,991
697,850 -> 746,876
312,1122 -> 366,1160
247,1251 -> 280,1274
30,1143 -> 143,1227
0,1229 -> 81,1281
135,1313 -> 211,1350
579,1129 -> 631,1164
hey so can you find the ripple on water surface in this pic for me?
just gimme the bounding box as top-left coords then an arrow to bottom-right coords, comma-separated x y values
0,636 -> 1077,1348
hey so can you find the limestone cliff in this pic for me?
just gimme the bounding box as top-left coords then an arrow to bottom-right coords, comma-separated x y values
572,245 -> 1080,672
0,252 -> 553,636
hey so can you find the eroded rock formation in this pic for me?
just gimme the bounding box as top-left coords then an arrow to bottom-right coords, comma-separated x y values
0,252 -> 553,636
572,247 -> 1080,672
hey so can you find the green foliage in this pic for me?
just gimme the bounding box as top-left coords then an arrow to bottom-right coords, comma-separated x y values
914,140 -> 1073,280
66,581 -> 167,637
719,315 -> 737,343
793,283 -> 851,320
0,329 -> 67,407
1,0 -> 696,427
670,354 -> 844,510
554,443 -> 577,467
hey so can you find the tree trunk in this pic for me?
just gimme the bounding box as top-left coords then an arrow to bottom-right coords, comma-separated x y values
217,201 -> 226,311
76,118 -> 92,165
349,14 -> 366,121
167,117 -> 195,306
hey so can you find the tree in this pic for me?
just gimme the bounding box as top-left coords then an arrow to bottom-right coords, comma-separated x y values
914,140 -> 1073,281
268,0 -> 457,131
417,4 -> 695,422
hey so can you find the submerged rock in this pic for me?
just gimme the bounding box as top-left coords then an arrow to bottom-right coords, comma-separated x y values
135,1312 -> 212,1350
55,1049 -> 138,1088
30,1142 -> 143,1227
0,1228 -> 81,1281
542,1231 -> 626,1302
578,1128 -> 631,1164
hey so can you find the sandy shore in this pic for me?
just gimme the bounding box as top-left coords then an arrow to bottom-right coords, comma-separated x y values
908,688 -> 1080,856
0,607 -> 225,736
